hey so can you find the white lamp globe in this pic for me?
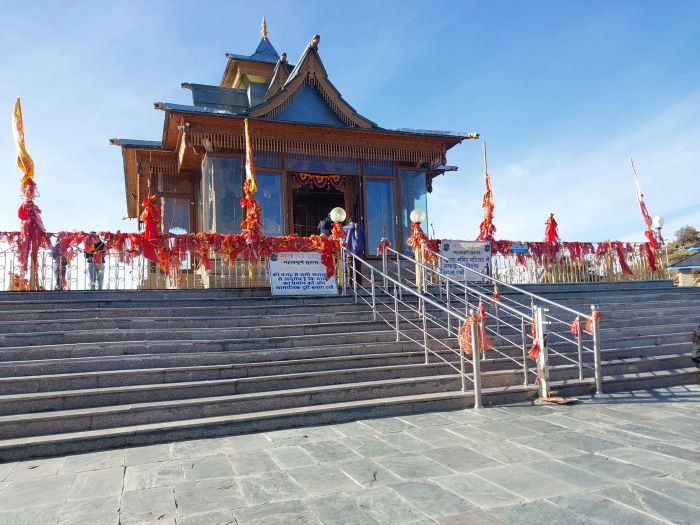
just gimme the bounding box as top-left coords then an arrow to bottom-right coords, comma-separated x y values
330,207 -> 346,223
652,216 -> 664,229
410,208 -> 426,224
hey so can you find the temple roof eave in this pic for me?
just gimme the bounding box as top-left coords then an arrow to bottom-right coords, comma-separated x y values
109,137 -> 176,218
155,104 -> 476,144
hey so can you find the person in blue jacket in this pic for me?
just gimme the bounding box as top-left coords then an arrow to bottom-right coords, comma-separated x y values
343,216 -> 366,287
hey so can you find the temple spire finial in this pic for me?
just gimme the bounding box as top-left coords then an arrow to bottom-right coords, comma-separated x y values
261,17 -> 268,39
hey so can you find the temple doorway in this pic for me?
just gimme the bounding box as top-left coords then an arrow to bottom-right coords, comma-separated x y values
291,187 -> 344,236
288,173 -> 361,237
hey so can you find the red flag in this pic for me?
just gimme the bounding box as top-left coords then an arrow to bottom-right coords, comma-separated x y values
140,195 -> 159,263
544,213 -> 559,243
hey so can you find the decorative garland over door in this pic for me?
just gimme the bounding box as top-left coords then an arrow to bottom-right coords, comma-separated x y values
288,172 -> 347,191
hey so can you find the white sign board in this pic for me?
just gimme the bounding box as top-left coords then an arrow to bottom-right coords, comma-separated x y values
439,240 -> 491,282
269,251 -> 338,296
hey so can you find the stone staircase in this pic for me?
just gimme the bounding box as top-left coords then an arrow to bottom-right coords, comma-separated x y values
0,281 -> 698,460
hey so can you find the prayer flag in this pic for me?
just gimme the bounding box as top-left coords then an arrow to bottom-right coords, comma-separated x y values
12,98 -> 34,184
244,118 -> 258,194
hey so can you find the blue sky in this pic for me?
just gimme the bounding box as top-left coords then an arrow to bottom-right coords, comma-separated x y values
0,0 -> 698,242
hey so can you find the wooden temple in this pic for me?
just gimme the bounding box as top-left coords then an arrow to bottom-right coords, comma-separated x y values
111,20 -> 478,256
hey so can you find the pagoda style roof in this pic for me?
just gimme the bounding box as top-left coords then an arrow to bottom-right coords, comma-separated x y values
249,35 -> 376,128
111,20 -> 479,218
265,53 -> 291,101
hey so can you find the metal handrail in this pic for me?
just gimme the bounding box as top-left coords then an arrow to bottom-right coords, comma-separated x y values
418,246 -> 593,321
381,244 -> 604,397
384,247 -> 534,322
341,247 -> 486,407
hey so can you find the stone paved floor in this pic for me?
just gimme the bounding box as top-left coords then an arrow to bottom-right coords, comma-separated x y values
1,386 -> 700,525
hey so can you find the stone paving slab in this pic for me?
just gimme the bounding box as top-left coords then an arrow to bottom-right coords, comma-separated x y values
1,385 -> 700,524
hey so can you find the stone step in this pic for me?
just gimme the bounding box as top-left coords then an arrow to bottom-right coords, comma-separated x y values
0,337 -> 449,363
0,302 -> 371,321
2,358 -> 508,395
0,385 -> 538,461
0,320 -> 396,348
0,347 -> 442,378
1,344 -> 690,420
0,310 -> 384,334
549,353 -> 695,383
0,294 -> 353,311
0,373 -> 495,439
3,305 -> 696,336
553,366 -> 700,398
1,313 -> 695,351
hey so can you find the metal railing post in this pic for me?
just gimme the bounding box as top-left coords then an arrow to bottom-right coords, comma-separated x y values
470,311 -> 482,409
396,255 -> 402,300
535,306 -> 550,399
393,283 -> 400,342
352,255 -> 358,303
495,302 -> 501,336
381,244 -> 388,291
460,319 -> 467,392
521,316 -> 529,386
591,304 -> 603,395
370,267 -> 376,321
576,315 -> 583,381
422,298 -> 429,364
446,279 -> 452,336
340,249 -> 347,296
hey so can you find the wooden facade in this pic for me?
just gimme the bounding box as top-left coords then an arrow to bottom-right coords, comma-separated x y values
112,24 -> 477,255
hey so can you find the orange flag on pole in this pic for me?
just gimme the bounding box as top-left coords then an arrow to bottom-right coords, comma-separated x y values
244,118 -> 258,194
476,142 -> 496,241
12,98 -> 34,184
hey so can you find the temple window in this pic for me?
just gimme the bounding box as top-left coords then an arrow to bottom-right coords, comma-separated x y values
201,155 -> 243,233
286,153 -> 357,174
161,197 -> 190,233
364,178 -> 395,254
399,170 -> 428,253
257,172 -> 283,236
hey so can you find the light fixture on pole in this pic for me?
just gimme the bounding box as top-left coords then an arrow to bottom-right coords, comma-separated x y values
330,207 -> 346,224
652,215 -> 664,243
410,208 -> 426,224
328,207 -> 347,288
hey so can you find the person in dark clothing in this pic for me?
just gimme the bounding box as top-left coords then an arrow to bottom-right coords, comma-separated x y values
692,325 -> 700,368
51,238 -> 68,291
342,216 -> 366,287
85,234 -> 107,290
318,214 -> 333,237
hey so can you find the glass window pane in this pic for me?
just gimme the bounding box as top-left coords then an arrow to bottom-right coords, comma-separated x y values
161,197 -> 190,233
365,179 -> 394,254
201,156 -> 242,233
399,170 -> 428,254
257,172 -> 283,236
287,154 -> 357,174
363,159 -> 393,176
